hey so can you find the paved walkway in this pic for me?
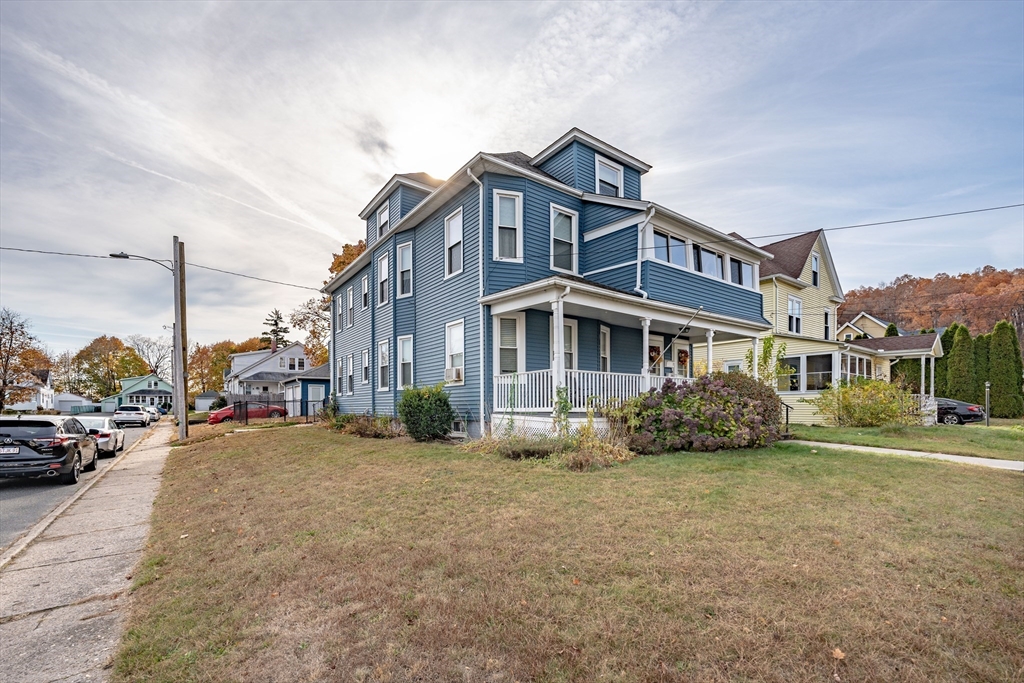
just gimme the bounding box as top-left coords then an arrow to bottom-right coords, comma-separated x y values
790,440 -> 1024,471
0,422 -> 171,683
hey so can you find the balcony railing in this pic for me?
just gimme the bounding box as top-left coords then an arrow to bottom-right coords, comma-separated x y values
493,369 -> 685,413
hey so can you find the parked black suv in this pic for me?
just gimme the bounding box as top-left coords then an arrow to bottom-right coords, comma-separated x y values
0,416 -> 99,485
936,398 -> 986,425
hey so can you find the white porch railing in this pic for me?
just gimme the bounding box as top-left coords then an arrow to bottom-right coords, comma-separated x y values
494,369 -> 687,413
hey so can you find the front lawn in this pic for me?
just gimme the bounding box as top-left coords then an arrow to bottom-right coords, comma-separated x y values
790,423 -> 1024,461
115,429 -> 1023,682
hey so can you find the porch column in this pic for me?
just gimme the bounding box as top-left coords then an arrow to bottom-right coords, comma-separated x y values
552,299 -> 565,389
920,354 -> 926,394
640,317 -> 651,375
930,355 -> 935,397
751,337 -> 759,380
706,329 -> 715,375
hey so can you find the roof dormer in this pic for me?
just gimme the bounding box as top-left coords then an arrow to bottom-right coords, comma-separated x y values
531,128 -> 650,200
360,173 -> 443,246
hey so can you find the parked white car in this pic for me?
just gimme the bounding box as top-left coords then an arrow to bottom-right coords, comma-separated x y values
143,406 -> 161,422
113,405 -> 149,427
76,416 -> 125,456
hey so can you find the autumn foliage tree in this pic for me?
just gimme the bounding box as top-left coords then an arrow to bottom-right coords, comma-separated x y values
74,336 -> 149,400
0,308 -> 49,412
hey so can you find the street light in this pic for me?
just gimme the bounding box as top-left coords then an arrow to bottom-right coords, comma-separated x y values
109,238 -> 188,440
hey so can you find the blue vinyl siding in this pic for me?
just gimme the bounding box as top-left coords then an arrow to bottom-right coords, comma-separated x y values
571,142 -> 643,200
518,313 -> 643,376
587,263 -> 637,293
525,309 -> 550,371
643,261 -> 767,324
609,324 -> 643,374
366,190 -> 401,247
400,186 -> 430,219
581,225 -> 637,274
582,203 -> 638,230
623,167 -> 641,200
483,174 -> 583,295
331,263 -> 374,414
576,318 -> 600,371
537,144 -> 576,187
372,237 -> 395,414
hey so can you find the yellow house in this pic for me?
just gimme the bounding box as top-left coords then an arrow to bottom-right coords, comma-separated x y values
693,230 -> 941,424
836,311 -> 894,341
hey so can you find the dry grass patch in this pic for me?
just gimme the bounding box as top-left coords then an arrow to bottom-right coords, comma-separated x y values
116,429 -> 1023,682
791,423 -> 1024,461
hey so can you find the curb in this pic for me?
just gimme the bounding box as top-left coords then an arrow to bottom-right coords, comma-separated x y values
0,423 -> 166,571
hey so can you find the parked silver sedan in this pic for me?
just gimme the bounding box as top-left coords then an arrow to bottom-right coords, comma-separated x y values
75,416 -> 125,457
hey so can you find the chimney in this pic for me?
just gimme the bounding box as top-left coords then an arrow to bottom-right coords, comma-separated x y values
271,337 -> 278,353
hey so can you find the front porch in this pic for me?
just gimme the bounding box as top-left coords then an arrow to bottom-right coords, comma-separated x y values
494,369 -> 680,413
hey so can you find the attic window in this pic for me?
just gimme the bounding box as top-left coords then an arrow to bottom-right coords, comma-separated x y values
596,156 -> 623,197
377,203 -> 390,238
811,253 -> 820,287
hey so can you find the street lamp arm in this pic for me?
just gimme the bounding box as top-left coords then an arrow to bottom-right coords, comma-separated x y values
109,252 -> 173,272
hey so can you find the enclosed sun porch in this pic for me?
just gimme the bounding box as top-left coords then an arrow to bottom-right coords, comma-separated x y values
480,278 -> 770,421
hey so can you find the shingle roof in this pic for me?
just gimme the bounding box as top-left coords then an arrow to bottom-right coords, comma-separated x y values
847,332 -> 939,353
244,372 -> 294,382
758,230 -> 822,279
196,390 -> 221,398
297,363 -> 330,380
396,172 -> 443,188
485,151 -> 562,183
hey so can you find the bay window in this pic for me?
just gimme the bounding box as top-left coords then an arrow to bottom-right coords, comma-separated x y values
693,245 -> 724,278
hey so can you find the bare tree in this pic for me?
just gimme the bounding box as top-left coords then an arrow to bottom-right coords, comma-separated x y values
126,334 -> 173,378
0,308 -> 41,412
52,350 -> 86,395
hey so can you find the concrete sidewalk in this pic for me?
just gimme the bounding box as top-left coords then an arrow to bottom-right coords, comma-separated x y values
790,440 -> 1024,471
0,422 -> 171,683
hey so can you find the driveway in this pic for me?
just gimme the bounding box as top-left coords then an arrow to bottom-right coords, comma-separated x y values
0,425 -> 151,555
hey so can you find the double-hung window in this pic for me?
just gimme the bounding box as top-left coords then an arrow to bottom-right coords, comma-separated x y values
377,203 -> 389,238
347,354 -> 354,394
337,358 -> 344,387
279,357 -> 286,368
361,276 -> 369,309
398,336 -> 413,389
824,311 -> 831,340
347,288 -> 354,327
693,245 -> 724,279
599,325 -> 611,372
811,253 -> 820,287
552,318 -> 578,370
730,258 -> 755,288
788,296 -> 802,334
550,205 -> 577,273
377,253 -> 389,306
361,349 -> 369,383
596,156 -> 623,197
377,340 -> 389,391
445,320 -> 464,383
336,295 -> 344,329
494,190 -> 523,261
445,208 -> 463,277
397,242 -> 412,297
496,315 -> 523,375
288,357 -> 296,371
778,356 -> 800,392
298,358 -> 305,371
653,231 -> 687,265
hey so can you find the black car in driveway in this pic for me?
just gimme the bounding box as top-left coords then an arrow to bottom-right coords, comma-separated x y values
0,416 -> 99,485
936,398 -> 986,425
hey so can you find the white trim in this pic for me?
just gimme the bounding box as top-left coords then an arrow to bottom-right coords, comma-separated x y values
594,155 -> 624,198
581,261 -> 637,278
358,174 -> 437,220
377,202 -> 390,239
444,207 -> 464,279
787,295 -> 803,335
670,339 -> 691,378
492,189 -> 524,263
377,339 -> 390,392
549,203 -> 579,274
347,288 -> 354,327
848,311 -> 891,331
492,312 -> 526,376
550,316 -> 579,370
582,211 -> 646,241
361,275 -> 369,309
811,251 -> 820,288
397,241 -> 413,298
761,273 -> 808,289
361,348 -> 369,384
445,319 -> 466,385
377,252 -> 389,306
530,127 -> 652,172
599,325 -> 611,373
397,335 -> 414,389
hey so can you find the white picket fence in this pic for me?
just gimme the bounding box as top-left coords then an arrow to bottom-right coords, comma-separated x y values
493,369 -> 686,413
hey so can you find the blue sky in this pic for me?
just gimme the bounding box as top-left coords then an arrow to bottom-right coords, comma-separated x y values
1,1 -> 1021,353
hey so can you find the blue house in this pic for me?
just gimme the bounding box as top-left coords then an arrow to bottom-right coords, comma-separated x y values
325,129 -> 773,437
282,363 -> 330,416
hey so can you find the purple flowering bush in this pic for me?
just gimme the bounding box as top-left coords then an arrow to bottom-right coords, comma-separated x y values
622,376 -> 780,454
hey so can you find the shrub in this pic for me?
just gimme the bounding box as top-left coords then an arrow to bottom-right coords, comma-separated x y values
804,379 -> 919,427
494,436 -> 566,460
342,415 -> 402,439
712,371 -> 784,432
946,325 -> 976,403
989,320 -> 1024,418
209,396 -> 227,411
616,375 -> 778,455
397,383 -> 457,441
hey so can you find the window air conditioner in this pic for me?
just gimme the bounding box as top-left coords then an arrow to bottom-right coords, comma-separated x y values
445,367 -> 463,382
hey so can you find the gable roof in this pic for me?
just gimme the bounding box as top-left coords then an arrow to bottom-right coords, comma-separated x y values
759,230 -> 822,279
530,128 -> 652,173
847,332 -> 943,356
358,172 -> 444,219
848,311 -> 893,330
226,342 -> 306,380
486,151 -> 561,182
283,363 -> 331,384
196,390 -> 221,398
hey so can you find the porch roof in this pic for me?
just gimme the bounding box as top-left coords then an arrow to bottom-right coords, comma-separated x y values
847,332 -> 943,358
480,275 -> 770,341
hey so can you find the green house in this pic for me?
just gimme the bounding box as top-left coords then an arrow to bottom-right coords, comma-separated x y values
100,374 -> 173,412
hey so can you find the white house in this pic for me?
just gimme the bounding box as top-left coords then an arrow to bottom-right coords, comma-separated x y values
7,369 -> 55,411
53,392 -> 94,413
223,342 -> 312,397
194,390 -> 221,412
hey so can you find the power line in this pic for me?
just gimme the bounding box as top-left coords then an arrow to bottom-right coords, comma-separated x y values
0,246 -> 320,291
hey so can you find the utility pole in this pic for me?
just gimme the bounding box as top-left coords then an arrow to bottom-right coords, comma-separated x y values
172,236 -> 189,440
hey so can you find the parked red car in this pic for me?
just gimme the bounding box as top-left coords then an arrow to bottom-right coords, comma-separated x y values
207,403 -> 288,424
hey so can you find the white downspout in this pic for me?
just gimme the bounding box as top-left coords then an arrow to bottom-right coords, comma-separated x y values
634,205 -> 655,299
467,168 -> 485,435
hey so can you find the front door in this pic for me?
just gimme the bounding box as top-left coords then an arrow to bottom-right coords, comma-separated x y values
648,342 -> 663,375
671,341 -> 690,378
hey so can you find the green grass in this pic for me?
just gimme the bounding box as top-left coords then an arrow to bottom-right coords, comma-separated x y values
114,429 -> 1023,682
790,422 -> 1024,461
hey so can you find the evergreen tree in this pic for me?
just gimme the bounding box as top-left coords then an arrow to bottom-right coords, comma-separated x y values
933,323 -> 960,397
973,333 -> 990,405
892,358 -> 921,392
260,309 -> 291,348
945,325 -> 975,403
884,323 -> 899,337
988,320 -> 1024,418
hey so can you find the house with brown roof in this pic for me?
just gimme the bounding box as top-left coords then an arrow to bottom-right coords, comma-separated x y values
693,229 -> 942,424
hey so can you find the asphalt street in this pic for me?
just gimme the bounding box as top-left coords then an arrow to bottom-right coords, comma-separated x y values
0,422 -> 152,553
